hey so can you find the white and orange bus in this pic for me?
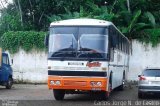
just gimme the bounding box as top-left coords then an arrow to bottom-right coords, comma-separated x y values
45,19 -> 130,100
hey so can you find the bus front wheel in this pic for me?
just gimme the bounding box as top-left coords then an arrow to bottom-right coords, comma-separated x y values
53,89 -> 65,100
98,81 -> 111,100
98,91 -> 109,100
117,72 -> 125,91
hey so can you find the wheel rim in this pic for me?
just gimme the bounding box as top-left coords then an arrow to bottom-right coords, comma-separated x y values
122,79 -> 125,85
109,83 -> 112,92
8,79 -> 12,86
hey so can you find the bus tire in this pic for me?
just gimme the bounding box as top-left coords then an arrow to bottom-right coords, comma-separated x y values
6,77 -> 13,89
118,83 -> 124,91
98,75 -> 112,100
98,91 -> 109,100
109,73 -> 112,92
98,73 -> 112,100
138,91 -> 144,99
53,89 -> 65,100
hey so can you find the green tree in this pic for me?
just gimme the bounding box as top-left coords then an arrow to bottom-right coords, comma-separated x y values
0,0 -> 160,51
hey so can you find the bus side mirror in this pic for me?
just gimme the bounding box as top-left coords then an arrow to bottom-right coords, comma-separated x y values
44,33 -> 49,47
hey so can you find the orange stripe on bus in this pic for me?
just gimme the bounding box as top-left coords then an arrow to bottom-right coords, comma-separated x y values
48,76 -> 108,91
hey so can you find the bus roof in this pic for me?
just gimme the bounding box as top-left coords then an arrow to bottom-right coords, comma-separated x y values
50,18 -> 130,43
50,18 -> 113,26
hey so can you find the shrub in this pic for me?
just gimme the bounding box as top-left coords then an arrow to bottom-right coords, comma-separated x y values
0,31 -> 46,53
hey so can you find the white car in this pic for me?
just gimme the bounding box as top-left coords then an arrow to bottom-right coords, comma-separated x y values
138,68 -> 160,98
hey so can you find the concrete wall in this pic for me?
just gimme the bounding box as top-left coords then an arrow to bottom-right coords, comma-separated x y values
128,40 -> 160,81
10,49 -> 48,83
9,40 -> 160,82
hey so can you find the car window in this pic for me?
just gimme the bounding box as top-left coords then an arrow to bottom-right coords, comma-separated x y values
2,55 -> 9,65
143,69 -> 160,77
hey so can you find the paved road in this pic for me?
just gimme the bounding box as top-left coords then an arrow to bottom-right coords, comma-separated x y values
0,84 -> 160,106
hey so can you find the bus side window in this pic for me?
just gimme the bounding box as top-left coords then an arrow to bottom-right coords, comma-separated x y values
127,42 -> 130,54
118,34 -> 121,51
124,40 -> 126,53
114,30 -> 118,49
115,34 -> 118,49
109,26 -> 114,61
110,37 -> 114,61
125,40 -> 127,54
120,36 -> 123,52
122,38 -> 125,53
111,32 -> 117,48
110,27 -> 118,49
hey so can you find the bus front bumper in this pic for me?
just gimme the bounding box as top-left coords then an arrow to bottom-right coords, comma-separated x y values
48,76 -> 107,91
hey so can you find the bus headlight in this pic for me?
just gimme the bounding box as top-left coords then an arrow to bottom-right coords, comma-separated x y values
50,80 -> 55,85
97,82 -> 102,86
55,81 -> 61,85
90,81 -> 102,87
50,80 -> 61,85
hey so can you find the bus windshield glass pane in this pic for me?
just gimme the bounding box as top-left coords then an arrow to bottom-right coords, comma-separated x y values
49,34 -> 77,57
49,26 -> 108,60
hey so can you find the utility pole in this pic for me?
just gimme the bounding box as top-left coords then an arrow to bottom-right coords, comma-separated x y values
127,0 -> 131,12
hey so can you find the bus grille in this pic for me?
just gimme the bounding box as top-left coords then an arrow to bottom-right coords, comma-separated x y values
64,81 -> 87,86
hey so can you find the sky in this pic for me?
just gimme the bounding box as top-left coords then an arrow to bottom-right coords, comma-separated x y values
0,0 -> 13,16
0,0 -> 13,9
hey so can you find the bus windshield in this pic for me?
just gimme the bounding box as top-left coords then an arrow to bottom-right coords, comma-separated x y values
49,34 -> 77,57
48,26 -> 108,60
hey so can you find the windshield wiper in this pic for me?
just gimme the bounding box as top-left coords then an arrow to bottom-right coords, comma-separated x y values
77,48 -> 103,61
51,48 -> 76,60
77,51 -> 93,62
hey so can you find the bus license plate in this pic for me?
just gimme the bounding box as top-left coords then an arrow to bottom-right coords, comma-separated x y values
91,88 -> 101,91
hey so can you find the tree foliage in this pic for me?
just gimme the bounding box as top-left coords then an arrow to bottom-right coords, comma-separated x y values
0,0 -> 160,53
